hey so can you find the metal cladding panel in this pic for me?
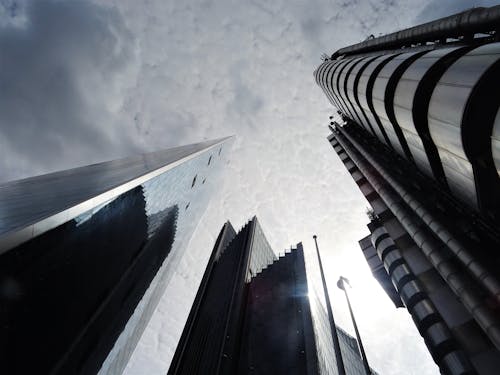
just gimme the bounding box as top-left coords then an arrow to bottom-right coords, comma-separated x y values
494,109 -> 500,177
372,52 -> 423,160
315,62 -> 333,106
319,61 -> 340,109
318,60 -> 348,114
357,54 -> 397,147
393,47 -> 463,178
346,56 -> 380,136
332,59 -> 357,118
338,56 -> 368,127
428,42 -> 500,209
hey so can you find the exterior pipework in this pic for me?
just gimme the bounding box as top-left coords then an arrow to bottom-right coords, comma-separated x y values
428,42 -> 500,214
333,126 -> 500,351
331,6 -> 500,58
370,225 -> 475,375
336,124 -> 500,305
393,46 -> 471,183
371,51 -> 430,162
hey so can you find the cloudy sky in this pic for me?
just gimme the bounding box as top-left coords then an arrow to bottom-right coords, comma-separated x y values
1,0 -> 498,374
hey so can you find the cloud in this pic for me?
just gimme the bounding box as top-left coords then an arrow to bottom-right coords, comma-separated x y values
415,0 -> 500,23
1,1 -> 446,375
0,0 -> 140,182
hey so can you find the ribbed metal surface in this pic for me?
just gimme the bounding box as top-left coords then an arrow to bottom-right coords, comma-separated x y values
331,125 -> 500,359
369,224 -> 473,375
393,46 -> 469,180
428,42 -> 500,210
315,39 -> 500,217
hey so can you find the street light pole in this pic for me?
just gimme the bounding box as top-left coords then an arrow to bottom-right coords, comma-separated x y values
313,235 -> 346,375
337,276 -> 371,375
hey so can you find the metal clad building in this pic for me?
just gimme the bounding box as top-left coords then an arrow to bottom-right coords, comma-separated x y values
315,7 -> 500,218
316,6 -> 500,375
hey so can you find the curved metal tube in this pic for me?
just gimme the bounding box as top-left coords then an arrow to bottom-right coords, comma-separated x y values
332,6 -> 500,58
337,125 -> 500,305
333,127 -> 500,350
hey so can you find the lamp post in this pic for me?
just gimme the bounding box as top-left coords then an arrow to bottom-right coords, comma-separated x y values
312,235 -> 346,375
337,276 -> 371,375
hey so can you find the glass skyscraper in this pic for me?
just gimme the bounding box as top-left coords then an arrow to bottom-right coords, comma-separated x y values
0,137 -> 232,375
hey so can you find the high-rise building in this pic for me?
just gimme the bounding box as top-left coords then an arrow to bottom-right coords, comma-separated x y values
0,137 -> 231,375
169,217 -> 378,375
315,6 -> 500,375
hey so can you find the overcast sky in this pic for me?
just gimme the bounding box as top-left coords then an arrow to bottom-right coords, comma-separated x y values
1,1 -> 498,374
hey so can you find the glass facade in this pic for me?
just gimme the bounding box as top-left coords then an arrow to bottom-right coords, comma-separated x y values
0,138 -> 231,375
309,286 -> 377,375
246,218 -> 277,281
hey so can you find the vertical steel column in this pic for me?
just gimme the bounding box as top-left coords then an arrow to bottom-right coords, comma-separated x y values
312,235 -> 346,375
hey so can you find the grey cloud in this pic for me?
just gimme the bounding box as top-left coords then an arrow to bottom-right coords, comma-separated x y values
1,1 -> 443,374
416,0 -> 500,23
227,62 -> 264,117
0,0 -> 140,182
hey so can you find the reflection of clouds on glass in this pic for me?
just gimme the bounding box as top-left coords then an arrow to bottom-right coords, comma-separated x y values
309,285 -> 338,375
74,197 -> 117,226
107,139 -> 232,375
247,219 -> 277,281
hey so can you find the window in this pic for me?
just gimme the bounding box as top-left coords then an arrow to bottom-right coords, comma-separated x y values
208,156 -> 212,165
191,175 -> 197,188
185,202 -> 190,210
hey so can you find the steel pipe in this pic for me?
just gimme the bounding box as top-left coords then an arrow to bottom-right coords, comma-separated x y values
333,128 -> 500,350
337,125 -> 500,305
332,6 -> 500,58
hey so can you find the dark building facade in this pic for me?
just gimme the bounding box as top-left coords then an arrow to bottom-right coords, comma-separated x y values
169,218 -> 378,375
168,217 -> 318,375
315,6 -> 500,375
0,138 -> 231,375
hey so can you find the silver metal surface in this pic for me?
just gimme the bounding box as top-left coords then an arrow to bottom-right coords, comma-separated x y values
411,299 -> 437,322
345,55 -> 380,137
338,57 -> 368,127
371,51 -> 424,160
428,42 -> 500,209
493,108 -> 500,178
0,137 -> 231,253
332,59 -> 356,118
393,47 -> 463,179
356,54 -> 397,147
334,126 -> 500,350
332,6 -> 500,58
